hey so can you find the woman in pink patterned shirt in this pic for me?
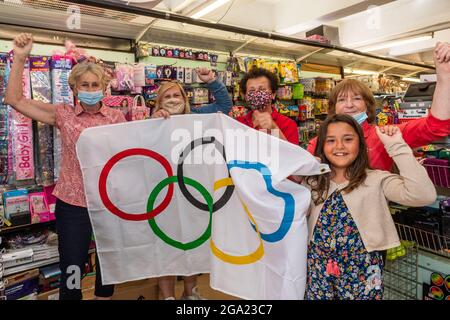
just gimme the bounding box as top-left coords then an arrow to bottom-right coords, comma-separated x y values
5,33 -> 126,300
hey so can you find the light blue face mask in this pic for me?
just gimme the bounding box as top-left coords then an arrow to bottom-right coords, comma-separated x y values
77,90 -> 104,106
352,111 -> 368,125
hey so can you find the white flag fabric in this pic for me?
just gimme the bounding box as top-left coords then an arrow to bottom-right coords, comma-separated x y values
76,113 -> 329,300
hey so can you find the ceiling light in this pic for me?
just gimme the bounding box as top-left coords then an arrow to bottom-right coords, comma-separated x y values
344,68 -> 379,75
190,0 -> 231,19
358,35 -> 432,52
401,77 -> 421,83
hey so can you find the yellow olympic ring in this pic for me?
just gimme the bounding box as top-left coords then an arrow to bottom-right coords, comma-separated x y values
210,178 -> 265,265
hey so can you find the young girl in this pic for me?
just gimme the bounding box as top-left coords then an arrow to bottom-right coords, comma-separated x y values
151,68 -> 232,300
304,114 -> 436,300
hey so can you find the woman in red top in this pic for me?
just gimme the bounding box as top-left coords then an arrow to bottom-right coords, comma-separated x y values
308,42 -> 450,171
5,33 -> 126,300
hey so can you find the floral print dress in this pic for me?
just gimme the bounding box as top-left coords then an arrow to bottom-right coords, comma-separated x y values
306,190 -> 384,300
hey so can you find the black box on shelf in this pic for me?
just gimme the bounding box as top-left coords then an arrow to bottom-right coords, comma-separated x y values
9,210 -> 31,226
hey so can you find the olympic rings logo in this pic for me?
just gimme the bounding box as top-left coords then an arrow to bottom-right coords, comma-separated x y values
98,137 -> 295,265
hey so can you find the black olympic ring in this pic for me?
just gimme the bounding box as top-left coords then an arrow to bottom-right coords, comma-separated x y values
177,137 -> 234,212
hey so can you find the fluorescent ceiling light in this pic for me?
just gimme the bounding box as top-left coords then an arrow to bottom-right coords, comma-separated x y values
129,16 -> 154,24
277,20 -> 321,36
401,77 -> 421,83
190,0 -> 231,19
344,68 -> 379,75
358,35 -> 432,52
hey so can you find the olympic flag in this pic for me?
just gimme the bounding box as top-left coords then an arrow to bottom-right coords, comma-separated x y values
76,113 -> 329,299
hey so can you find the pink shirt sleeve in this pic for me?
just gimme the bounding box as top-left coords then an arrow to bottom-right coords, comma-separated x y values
54,104 -> 66,129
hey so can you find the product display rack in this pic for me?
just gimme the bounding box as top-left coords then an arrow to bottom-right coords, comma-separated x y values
0,215 -> 6,300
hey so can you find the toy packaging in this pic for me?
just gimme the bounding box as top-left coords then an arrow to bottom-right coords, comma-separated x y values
43,184 -> 57,220
184,68 -> 193,84
102,95 -> 133,121
191,88 -> 209,105
116,63 -> 134,92
4,189 -> 30,226
163,66 -> 176,79
176,67 -> 185,82
133,63 -> 146,87
145,64 -> 157,84
29,192 -> 50,224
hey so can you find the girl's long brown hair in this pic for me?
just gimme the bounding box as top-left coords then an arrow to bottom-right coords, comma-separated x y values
307,114 -> 370,205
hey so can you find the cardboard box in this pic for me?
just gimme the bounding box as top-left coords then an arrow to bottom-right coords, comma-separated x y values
5,268 -> 40,300
112,278 -> 159,300
37,288 -> 59,300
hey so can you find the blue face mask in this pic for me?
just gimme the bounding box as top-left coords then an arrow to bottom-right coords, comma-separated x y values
352,111 -> 368,125
77,90 -> 104,106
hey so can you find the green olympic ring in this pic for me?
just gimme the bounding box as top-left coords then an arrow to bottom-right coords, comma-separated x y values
147,175 -> 213,250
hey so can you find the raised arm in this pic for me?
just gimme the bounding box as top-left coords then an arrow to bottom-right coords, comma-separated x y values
430,41 -> 450,120
377,126 -> 436,206
4,33 -> 56,126
190,68 -> 232,114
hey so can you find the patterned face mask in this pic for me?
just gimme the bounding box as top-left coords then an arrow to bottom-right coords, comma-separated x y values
245,90 -> 273,111
161,98 -> 185,115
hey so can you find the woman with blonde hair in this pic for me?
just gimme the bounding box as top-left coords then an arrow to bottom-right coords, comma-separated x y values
5,33 -> 126,300
151,67 -> 232,119
151,68 -> 232,300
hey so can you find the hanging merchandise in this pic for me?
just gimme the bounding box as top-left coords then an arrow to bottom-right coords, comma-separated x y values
279,61 -> 299,83
50,56 -> 73,106
100,61 -> 117,96
9,55 -> 34,182
28,192 -> 51,224
102,95 -> 133,121
53,127 -> 61,183
0,55 -> 8,185
144,64 -> 157,85
277,85 -> 293,100
300,78 -> 315,93
176,67 -> 185,82
29,56 -> 54,187
133,63 -> 146,88
292,83 -> 304,100
184,68 -> 193,84
116,64 -> 134,92
130,95 -> 149,121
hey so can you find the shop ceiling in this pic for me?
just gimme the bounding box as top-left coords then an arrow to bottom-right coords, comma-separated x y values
0,0 -> 442,78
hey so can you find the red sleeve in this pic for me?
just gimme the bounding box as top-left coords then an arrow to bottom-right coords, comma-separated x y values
398,112 -> 450,148
307,136 -> 317,155
283,118 -> 299,145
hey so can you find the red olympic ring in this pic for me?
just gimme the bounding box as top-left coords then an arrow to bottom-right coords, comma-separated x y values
98,148 -> 174,221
